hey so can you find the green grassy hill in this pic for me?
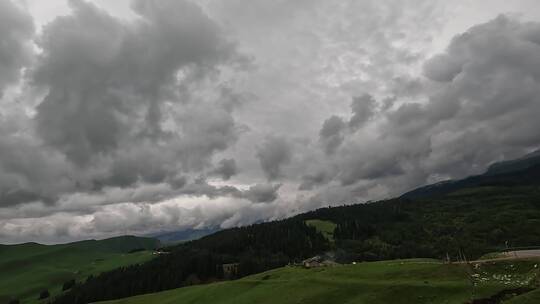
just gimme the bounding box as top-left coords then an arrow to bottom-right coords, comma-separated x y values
100,258 -> 540,304
0,236 -> 159,304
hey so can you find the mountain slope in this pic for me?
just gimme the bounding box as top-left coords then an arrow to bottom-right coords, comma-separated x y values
486,150 -> 540,176
149,227 -> 220,244
401,159 -> 540,200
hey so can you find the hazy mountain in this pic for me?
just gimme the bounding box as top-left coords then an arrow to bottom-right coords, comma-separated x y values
401,150 -> 540,200
147,228 -> 220,244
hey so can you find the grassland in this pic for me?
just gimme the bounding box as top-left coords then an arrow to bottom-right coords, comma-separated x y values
305,219 -> 336,242
0,236 -> 158,304
100,258 -> 540,304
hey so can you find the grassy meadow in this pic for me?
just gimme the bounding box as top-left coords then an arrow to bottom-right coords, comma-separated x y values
100,258 -> 540,304
305,219 -> 337,242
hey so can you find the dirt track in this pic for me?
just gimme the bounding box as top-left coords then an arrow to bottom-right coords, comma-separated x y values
454,250 -> 540,264
503,249 -> 540,258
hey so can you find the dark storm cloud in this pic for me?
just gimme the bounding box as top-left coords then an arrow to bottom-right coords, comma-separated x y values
349,94 -> 376,130
0,0 -> 246,207
318,94 -> 378,156
0,132 -> 75,207
309,15 -> 540,192
256,136 -> 293,180
416,15 -> 540,175
423,54 -> 463,82
0,0 -> 34,94
299,171 -> 331,191
243,183 -> 281,203
211,159 -> 238,180
33,0 -> 236,164
318,93 -> 378,158
427,16 -> 540,133
336,144 -> 414,186
319,115 -> 345,155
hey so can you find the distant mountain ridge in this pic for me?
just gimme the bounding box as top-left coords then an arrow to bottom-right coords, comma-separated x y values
485,150 -> 540,176
401,150 -> 540,199
147,227 -> 220,244
0,235 -> 160,252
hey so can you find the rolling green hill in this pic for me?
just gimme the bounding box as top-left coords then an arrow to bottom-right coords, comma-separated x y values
0,236 -> 159,304
99,258 -> 540,304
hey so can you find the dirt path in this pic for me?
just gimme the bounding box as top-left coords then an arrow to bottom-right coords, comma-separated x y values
455,250 -> 540,264
503,249 -> 540,258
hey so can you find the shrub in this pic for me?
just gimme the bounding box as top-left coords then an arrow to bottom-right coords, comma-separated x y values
62,279 -> 76,291
38,289 -> 50,300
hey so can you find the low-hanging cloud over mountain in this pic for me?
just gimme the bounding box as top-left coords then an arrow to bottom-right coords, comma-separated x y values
1,0 -> 540,243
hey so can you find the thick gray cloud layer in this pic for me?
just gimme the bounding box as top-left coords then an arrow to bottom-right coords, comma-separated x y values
312,15 -> 540,198
33,0 -> 236,166
243,183 -> 281,203
256,136 -> 293,180
0,0 -> 33,94
349,94 -> 376,130
319,115 -> 345,155
0,0 -> 245,208
211,159 -> 238,180
2,0 -> 540,243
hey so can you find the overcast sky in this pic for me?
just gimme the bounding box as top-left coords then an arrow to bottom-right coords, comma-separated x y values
1,0 -> 540,244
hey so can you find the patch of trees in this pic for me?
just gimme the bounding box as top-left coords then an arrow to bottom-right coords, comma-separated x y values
38,289 -> 50,300
62,279 -> 76,291
301,186 -> 540,262
127,248 -> 145,254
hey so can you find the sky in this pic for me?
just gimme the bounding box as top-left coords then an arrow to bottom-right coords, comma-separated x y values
1,0 -> 540,244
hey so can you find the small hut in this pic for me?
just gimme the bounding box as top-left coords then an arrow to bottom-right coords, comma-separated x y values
222,263 -> 240,279
302,256 -> 324,268
302,254 -> 338,268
